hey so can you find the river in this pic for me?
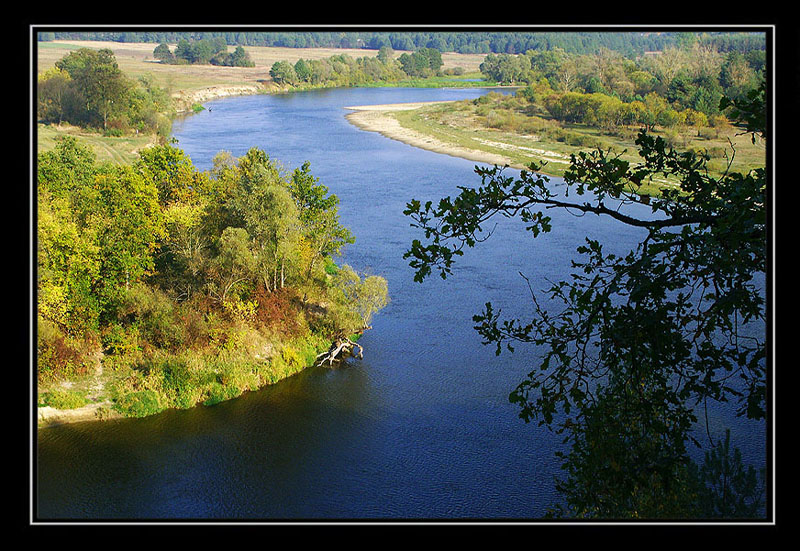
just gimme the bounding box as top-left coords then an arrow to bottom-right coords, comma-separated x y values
36,87 -> 767,520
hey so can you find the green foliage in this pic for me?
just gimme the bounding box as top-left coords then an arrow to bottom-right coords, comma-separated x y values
40,49 -> 173,135
398,48 -> 443,78
270,61 -> 298,85
719,80 -> 766,143
155,39 -> 253,67
118,283 -> 185,351
404,85 -> 766,517
480,53 -> 531,84
50,31 -> 766,58
153,43 -> 174,63
203,381 -> 241,406
41,389 -> 90,410
327,265 -> 389,336
113,389 -> 164,418
38,136 -> 386,414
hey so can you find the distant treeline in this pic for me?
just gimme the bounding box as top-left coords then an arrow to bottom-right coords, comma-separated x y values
268,47 -> 444,87
154,39 -> 255,67
37,31 -> 766,56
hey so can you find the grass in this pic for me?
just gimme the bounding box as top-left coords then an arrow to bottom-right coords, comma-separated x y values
40,389 -> 89,409
103,333 -> 330,419
391,97 -> 766,196
37,40 -> 486,92
37,123 -> 157,165
35,40 -> 493,165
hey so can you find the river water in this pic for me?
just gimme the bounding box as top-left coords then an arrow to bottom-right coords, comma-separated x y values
36,87 -> 767,520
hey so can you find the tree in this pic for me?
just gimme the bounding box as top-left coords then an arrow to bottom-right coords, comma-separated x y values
153,43 -> 174,63
398,48 -> 442,78
208,227 -> 256,303
288,161 -> 354,284
90,164 -> 165,317
55,48 -> 132,130
270,60 -> 297,85
327,265 -> 389,337
403,83 -> 766,518
230,46 -> 254,67
224,148 -> 302,292
377,45 -> 394,64
288,59 -> 308,83
37,68 -> 77,125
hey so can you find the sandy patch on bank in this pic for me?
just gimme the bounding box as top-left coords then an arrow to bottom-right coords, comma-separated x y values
172,84 -> 266,113
38,401 -> 121,427
38,351 -> 122,428
344,102 -> 515,167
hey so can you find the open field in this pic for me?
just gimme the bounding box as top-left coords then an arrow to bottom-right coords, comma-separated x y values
36,40 -> 765,190
345,98 -> 766,196
35,40 -> 492,164
37,40 -> 488,92
37,123 -> 157,165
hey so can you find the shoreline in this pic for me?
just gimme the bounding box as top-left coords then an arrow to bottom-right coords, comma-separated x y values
171,83 -> 268,114
344,101 -> 521,169
37,352 -> 325,429
38,401 -> 122,428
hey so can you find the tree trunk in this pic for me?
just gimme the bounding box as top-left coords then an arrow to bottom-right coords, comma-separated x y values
315,337 -> 364,366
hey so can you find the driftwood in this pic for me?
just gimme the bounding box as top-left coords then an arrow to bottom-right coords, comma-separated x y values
315,326 -> 371,366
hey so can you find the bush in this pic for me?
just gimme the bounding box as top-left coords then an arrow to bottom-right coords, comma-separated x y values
41,389 -> 89,409
149,357 -> 201,409
118,284 -> 184,351
203,381 -> 241,406
324,256 -> 340,276
486,110 -> 508,129
253,286 -> 303,336
101,322 -> 142,356
38,320 -> 93,382
218,359 -> 260,393
113,389 -> 164,418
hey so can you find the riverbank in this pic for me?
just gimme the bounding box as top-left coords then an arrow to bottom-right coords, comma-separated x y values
345,102 -> 519,168
172,84 -> 267,114
37,334 -> 334,428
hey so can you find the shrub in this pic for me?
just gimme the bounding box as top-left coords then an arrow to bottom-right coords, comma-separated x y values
118,284 -> 184,351
698,127 -> 718,140
38,320 -> 93,382
101,322 -> 142,356
148,357 -> 202,409
486,110 -> 508,129
253,287 -> 303,336
324,256 -> 340,276
113,389 -> 164,418
203,381 -> 242,406
41,389 -> 89,409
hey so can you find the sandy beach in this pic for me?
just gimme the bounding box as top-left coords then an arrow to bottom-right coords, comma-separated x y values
344,102 -> 517,167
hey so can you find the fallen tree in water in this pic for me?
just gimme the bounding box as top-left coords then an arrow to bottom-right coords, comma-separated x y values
314,327 -> 370,366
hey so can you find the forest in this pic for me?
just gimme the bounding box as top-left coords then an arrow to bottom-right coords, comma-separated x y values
480,43 -> 764,109
37,136 -> 388,417
38,30 -> 766,57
